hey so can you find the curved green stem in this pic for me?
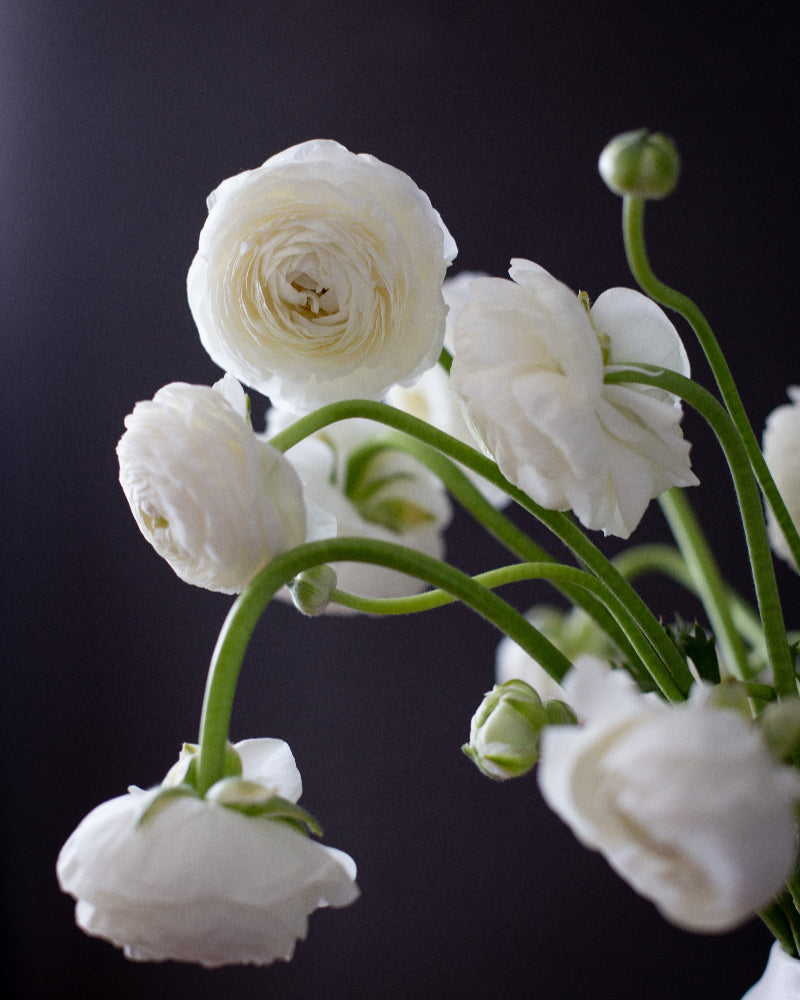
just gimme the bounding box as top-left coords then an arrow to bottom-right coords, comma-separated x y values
658,488 -> 750,679
612,543 -> 768,670
606,368 -> 795,697
622,196 -> 800,570
195,537 -> 572,795
380,429 -> 635,660
269,400 -> 693,699
332,560 -> 686,698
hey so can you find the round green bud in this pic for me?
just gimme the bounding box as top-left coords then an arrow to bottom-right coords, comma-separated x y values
287,564 -> 338,616
462,679 -> 575,781
598,129 -> 680,200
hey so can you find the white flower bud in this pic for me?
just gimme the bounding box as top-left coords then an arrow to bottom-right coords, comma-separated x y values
463,679 -> 575,781
117,377 -> 306,593
495,605 -> 621,701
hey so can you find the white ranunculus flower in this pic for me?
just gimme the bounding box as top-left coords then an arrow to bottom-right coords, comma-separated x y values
495,606 -> 621,702
762,386 -> 800,571
117,376 -> 306,594
386,272 -> 510,508
188,140 -> 457,411
538,661 -> 800,933
56,739 -> 359,967
268,410 -> 452,608
450,260 -> 698,537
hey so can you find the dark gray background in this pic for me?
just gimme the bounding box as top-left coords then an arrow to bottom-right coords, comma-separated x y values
3,2 -> 799,997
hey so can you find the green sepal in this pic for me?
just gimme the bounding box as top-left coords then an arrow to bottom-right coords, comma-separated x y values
667,618 -> 720,685
163,740 -> 243,790
134,783 -> 202,828
207,778 -> 323,836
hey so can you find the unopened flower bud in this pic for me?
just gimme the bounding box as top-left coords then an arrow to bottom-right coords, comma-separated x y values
287,565 -> 338,616
758,699 -> 800,763
598,129 -> 680,200
463,679 -> 575,780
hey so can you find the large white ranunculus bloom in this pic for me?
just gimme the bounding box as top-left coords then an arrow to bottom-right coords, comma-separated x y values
188,140 -> 457,411
56,739 -> 359,967
450,260 -> 698,537
762,386 -> 800,571
117,376 -> 306,594
268,410 -> 452,607
538,661 -> 800,933
386,272 -> 510,508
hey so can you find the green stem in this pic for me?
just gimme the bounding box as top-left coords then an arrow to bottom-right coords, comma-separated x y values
612,543 -> 768,671
607,368 -> 795,697
380,429 -> 635,660
195,537 -> 572,795
269,400 -> 693,699
331,560 -> 682,698
622,196 -> 800,570
658,488 -> 749,679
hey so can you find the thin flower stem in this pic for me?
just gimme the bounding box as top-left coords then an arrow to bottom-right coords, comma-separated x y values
606,368 -> 796,698
658,488 -> 750,679
622,196 -> 800,570
612,543 -> 768,669
380,429 -> 635,660
268,400 -> 694,699
195,537 -> 572,795
332,560 -> 686,699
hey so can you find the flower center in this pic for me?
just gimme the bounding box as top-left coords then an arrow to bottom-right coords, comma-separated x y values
286,270 -> 339,317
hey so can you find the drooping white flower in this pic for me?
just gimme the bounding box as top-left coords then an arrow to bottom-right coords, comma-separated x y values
495,606 -> 621,702
762,386 -> 800,571
117,376 -> 306,594
268,410 -> 452,607
56,739 -> 359,967
386,272 -> 510,507
538,661 -> 800,933
188,140 -> 457,411
450,260 -> 698,537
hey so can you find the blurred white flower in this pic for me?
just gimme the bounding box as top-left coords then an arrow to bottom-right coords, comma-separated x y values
188,140 -> 457,411
450,260 -> 698,537
538,661 -> 800,933
268,410 -> 452,607
117,376 -> 306,594
56,739 -> 359,967
387,272 -> 510,507
496,606 -> 621,702
762,386 -> 800,571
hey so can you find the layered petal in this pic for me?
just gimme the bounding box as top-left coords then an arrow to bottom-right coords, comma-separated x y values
451,261 -> 698,537
538,663 -> 800,932
188,140 -> 456,410
117,378 -> 306,593
57,739 -> 358,967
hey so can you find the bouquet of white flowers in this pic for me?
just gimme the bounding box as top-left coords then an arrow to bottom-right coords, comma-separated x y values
57,131 -> 800,997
